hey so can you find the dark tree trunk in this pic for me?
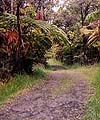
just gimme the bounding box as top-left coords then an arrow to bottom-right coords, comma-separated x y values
1,0 -> 5,14
16,1 -> 22,72
16,2 -> 22,47
0,1 -> 3,15
80,2 -> 91,26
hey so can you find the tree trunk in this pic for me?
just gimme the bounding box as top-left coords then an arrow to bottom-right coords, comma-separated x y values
0,0 -> 3,15
11,0 -> 14,14
16,3 -> 22,46
2,0 -> 5,13
16,2 -> 22,72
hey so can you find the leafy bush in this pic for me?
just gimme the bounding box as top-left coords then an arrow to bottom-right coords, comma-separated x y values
56,41 -> 100,65
56,41 -> 82,65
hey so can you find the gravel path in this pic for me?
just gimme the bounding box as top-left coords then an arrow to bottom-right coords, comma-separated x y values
0,70 -> 91,120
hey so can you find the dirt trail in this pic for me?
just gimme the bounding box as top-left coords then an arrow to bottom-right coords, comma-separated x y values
0,69 -> 91,120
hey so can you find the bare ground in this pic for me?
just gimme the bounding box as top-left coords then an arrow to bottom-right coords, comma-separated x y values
0,69 -> 91,120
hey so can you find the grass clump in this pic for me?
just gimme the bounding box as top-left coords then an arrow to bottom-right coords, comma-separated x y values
0,65 -> 47,105
32,64 -> 47,79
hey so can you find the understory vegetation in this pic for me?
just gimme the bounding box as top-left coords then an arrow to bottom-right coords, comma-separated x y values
82,65 -> 100,120
0,65 -> 47,105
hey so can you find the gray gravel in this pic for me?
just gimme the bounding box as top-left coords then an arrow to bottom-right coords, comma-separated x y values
0,70 -> 91,120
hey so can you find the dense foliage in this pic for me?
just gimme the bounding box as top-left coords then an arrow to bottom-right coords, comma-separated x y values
0,11 -> 70,82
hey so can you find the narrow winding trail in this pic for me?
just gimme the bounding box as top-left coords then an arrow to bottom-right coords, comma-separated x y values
0,69 -> 91,120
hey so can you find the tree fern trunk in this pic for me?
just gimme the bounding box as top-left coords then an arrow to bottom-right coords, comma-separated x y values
11,0 -> 14,14
16,1 -> 22,72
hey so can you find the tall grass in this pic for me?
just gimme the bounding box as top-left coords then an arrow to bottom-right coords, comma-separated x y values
83,65 -> 100,120
0,66 -> 47,105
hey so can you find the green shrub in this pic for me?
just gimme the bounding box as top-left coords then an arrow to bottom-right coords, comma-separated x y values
32,64 -> 46,79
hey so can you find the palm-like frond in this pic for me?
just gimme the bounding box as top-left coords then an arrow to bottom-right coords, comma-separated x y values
80,26 -> 100,47
0,13 -> 71,46
32,20 -> 71,45
86,10 -> 100,23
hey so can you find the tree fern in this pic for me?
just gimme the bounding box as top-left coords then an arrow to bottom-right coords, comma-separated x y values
0,13 -> 71,46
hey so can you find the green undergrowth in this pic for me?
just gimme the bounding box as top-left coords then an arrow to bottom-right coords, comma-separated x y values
47,58 -> 83,70
65,63 -> 82,70
47,58 -> 63,66
80,64 -> 100,120
0,66 -> 48,105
